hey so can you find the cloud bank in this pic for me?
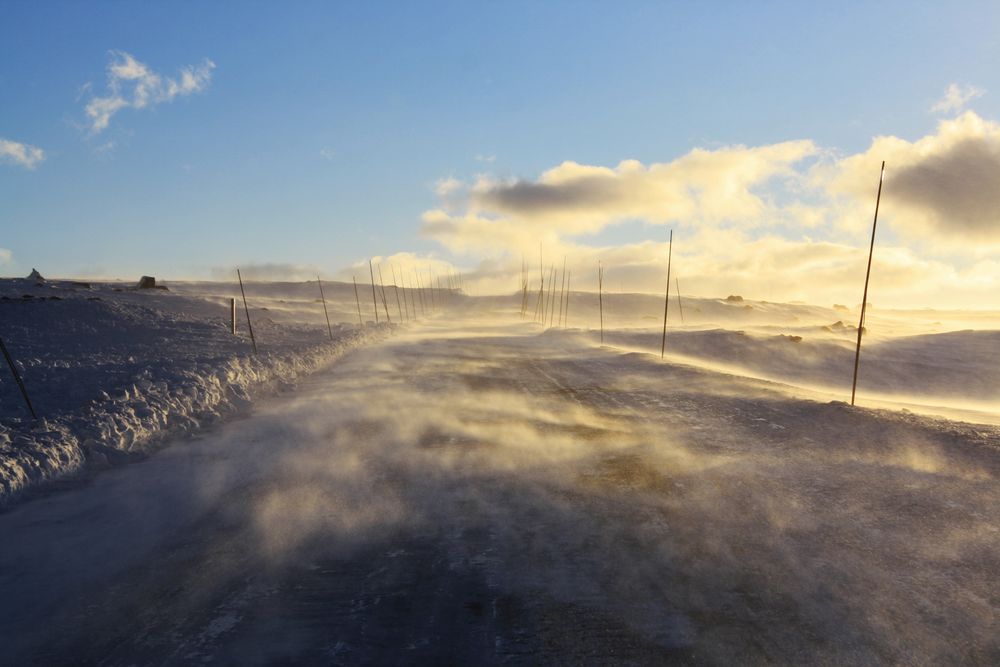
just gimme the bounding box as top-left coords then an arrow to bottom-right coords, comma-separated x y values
0,138 -> 45,169
417,110 -> 1000,307
468,140 -> 817,233
84,51 -> 215,134
826,112 -> 1000,242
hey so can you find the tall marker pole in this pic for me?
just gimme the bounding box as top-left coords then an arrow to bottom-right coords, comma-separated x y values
598,262 -> 605,345
237,268 -> 257,355
660,230 -> 673,358
558,258 -> 567,327
546,265 -> 556,327
427,267 -> 436,312
414,270 -> 426,315
368,260 -> 379,324
377,265 -> 392,323
535,246 -> 544,323
851,161 -> 885,406
406,276 -> 417,319
352,276 -> 364,326
317,276 -> 333,340
675,277 -> 685,325
393,266 -> 408,321
563,270 -> 571,327
0,336 -> 37,419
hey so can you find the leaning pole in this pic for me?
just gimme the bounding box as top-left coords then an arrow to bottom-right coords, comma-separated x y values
660,229 -> 673,358
851,161 -> 885,406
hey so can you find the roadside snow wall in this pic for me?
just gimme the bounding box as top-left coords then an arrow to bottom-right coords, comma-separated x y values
0,279 -> 389,504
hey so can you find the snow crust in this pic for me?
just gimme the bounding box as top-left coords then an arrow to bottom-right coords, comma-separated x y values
0,278 -> 387,503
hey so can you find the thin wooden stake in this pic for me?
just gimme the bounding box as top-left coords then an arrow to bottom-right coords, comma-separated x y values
352,276 -> 364,326
237,268 -> 257,355
520,258 -> 529,318
369,260 -> 379,324
660,230 -> 674,359
414,270 -> 426,315
851,161 -> 885,406
393,266 -> 409,321
598,262 -> 605,345
427,267 -> 436,311
675,277 -> 685,324
394,276 -> 404,321
558,257 -> 567,327
545,265 -> 556,327
317,276 -> 333,340
405,276 -> 417,319
564,270 -> 571,327
535,246 -> 544,322
0,336 -> 38,419
377,265 -> 392,323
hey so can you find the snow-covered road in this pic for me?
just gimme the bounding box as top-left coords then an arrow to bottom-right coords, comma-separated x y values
1,320 -> 998,664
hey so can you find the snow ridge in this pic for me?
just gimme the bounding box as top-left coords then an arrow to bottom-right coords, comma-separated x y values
0,279 -> 389,504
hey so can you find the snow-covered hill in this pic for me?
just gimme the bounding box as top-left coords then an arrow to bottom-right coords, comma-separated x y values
0,277 -> 388,503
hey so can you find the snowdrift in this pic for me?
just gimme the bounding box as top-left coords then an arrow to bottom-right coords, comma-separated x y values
580,326 -> 1000,404
0,278 -> 388,504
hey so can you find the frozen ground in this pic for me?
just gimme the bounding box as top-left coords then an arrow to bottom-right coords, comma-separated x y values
0,277 -> 388,503
1,298 -> 998,663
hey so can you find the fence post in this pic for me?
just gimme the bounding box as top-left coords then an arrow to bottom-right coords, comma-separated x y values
353,276 -> 364,326
317,276 -> 334,341
851,161 -> 886,406
230,298 -> 237,334
0,336 -> 38,420
236,268 -> 258,355
661,229 -> 673,359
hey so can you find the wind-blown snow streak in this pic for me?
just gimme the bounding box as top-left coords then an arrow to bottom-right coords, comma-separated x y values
0,302 -> 997,662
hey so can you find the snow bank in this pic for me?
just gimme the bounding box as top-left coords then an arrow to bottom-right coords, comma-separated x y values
0,278 -> 389,504
576,326 -> 1000,404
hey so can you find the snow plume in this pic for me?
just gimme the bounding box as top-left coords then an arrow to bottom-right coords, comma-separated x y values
186,327 -> 999,663
84,51 -> 215,134
239,333 -> 660,563
209,262 -> 327,282
0,138 -> 45,169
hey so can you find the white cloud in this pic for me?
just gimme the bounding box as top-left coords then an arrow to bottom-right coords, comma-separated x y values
84,51 -> 215,134
475,154 -> 496,163
418,116 -> 1000,306
0,248 -> 12,265
320,148 -> 336,160
931,83 -> 985,114
823,111 -> 1000,243
0,138 -> 45,169
423,141 -> 819,257
464,141 -> 818,236
433,177 -> 463,197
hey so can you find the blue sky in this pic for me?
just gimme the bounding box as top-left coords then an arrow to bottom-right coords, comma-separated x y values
2,1 -> 999,304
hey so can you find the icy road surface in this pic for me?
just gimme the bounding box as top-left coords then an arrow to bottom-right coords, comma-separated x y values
1,321 -> 998,664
